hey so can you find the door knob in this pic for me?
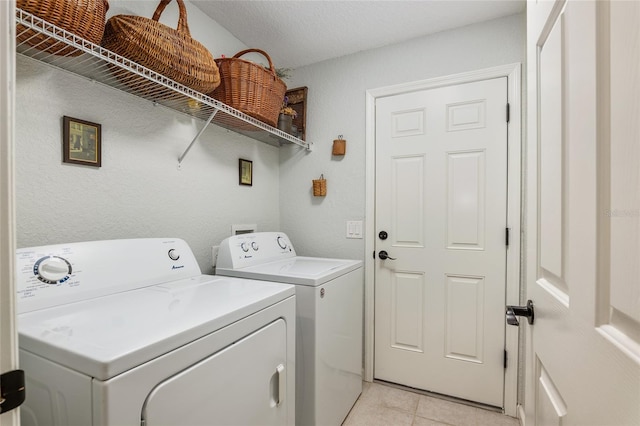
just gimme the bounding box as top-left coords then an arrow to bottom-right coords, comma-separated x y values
506,300 -> 534,325
378,250 -> 397,260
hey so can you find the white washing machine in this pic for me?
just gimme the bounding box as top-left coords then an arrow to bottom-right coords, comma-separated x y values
215,232 -> 363,426
15,238 -> 296,426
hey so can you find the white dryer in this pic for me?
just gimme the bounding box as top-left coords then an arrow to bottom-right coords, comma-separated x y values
216,232 -> 363,426
16,238 -> 295,426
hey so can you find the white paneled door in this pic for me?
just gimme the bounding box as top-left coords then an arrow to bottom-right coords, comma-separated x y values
525,0 -> 640,424
374,77 -> 508,407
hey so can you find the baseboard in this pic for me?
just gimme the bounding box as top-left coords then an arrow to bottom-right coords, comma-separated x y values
517,404 -> 526,426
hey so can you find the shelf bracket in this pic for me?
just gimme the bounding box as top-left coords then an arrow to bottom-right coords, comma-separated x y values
178,109 -> 219,167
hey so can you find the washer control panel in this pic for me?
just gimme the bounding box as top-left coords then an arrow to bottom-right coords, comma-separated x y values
216,232 -> 297,270
16,238 -> 201,314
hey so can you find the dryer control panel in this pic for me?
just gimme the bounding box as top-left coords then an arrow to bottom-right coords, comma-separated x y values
16,238 -> 202,314
216,232 -> 297,270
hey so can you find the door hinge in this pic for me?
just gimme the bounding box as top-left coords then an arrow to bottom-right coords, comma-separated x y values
505,228 -> 510,246
504,350 -> 508,369
0,369 -> 26,414
506,103 -> 510,123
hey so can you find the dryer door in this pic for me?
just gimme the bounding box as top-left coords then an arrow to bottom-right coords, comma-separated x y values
142,319 -> 288,426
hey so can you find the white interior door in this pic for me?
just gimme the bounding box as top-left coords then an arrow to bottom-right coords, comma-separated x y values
525,0 -> 640,424
0,0 -> 20,424
374,77 -> 508,407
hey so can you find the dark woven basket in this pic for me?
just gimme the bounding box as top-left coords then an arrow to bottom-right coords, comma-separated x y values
210,49 -> 287,127
17,0 -> 109,57
101,0 -> 220,93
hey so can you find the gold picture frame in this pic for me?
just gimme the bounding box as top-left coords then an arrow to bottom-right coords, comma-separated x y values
239,158 -> 253,186
63,116 -> 101,167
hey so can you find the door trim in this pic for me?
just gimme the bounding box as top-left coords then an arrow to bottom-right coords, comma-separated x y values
364,63 -> 522,416
0,0 -> 20,424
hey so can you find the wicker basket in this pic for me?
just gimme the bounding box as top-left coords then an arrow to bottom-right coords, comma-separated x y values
17,0 -> 109,57
101,0 -> 220,94
313,175 -> 327,197
210,49 -> 287,127
332,138 -> 346,155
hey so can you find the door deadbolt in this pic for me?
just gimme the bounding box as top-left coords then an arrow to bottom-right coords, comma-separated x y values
379,231 -> 388,240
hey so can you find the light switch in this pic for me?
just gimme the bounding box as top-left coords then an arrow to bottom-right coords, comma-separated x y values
346,221 -> 363,239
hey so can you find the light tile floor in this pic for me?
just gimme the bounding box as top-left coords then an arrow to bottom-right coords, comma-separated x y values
343,382 -> 520,426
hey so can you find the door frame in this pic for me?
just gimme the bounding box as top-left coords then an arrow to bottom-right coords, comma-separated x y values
364,63 -> 522,416
1,0 -> 20,424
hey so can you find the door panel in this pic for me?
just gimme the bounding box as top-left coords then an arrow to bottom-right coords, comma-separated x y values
606,0 -> 640,339
374,77 -> 508,407
392,155 -> 425,246
539,9 -> 565,283
535,360 -> 567,426
447,151 -> 486,250
444,274 -> 485,363
526,0 -> 640,424
391,272 -> 425,352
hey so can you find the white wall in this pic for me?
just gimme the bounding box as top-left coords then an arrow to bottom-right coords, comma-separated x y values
15,3 -> 525,271
15,1 -> 279,272
280,13 -> 525,260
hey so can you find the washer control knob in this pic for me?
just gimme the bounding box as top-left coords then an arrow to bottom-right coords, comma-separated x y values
168,249 -> 180,261
240,242 -> 250,252
34,256 -> 72,284
251,242 -> 259,251
276,236 -> 287,250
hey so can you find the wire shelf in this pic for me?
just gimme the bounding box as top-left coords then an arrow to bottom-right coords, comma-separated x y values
15,8 -> 312,159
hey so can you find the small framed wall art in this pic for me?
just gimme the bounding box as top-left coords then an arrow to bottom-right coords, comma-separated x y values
63,116 -> 101,167
284,86 -> 307,140
239,158 -> 253,186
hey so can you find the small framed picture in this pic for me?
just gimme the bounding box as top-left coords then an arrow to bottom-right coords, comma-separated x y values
285,86 -> 307,140
239,158 -> 253,186
63,116 -> 101,167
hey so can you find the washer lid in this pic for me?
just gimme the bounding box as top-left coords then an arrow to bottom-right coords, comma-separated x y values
18,275 -> 294,381
216,256 -> 363,286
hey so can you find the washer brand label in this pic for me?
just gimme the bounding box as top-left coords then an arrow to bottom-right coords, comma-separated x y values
171,265 -> 185,270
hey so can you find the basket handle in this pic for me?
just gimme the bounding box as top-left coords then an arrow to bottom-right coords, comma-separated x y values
232,49 -> 277,76
152,0 -> 191,36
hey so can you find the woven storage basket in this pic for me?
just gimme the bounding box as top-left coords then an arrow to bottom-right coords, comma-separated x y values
332,138 -> 346,155
17,0 -> 109,57
210,49 -> 286,127
313,175 -> 327,197
101,0 -> 220,94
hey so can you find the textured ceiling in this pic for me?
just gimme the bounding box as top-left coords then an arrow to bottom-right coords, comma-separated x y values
191,0 -> 525,69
